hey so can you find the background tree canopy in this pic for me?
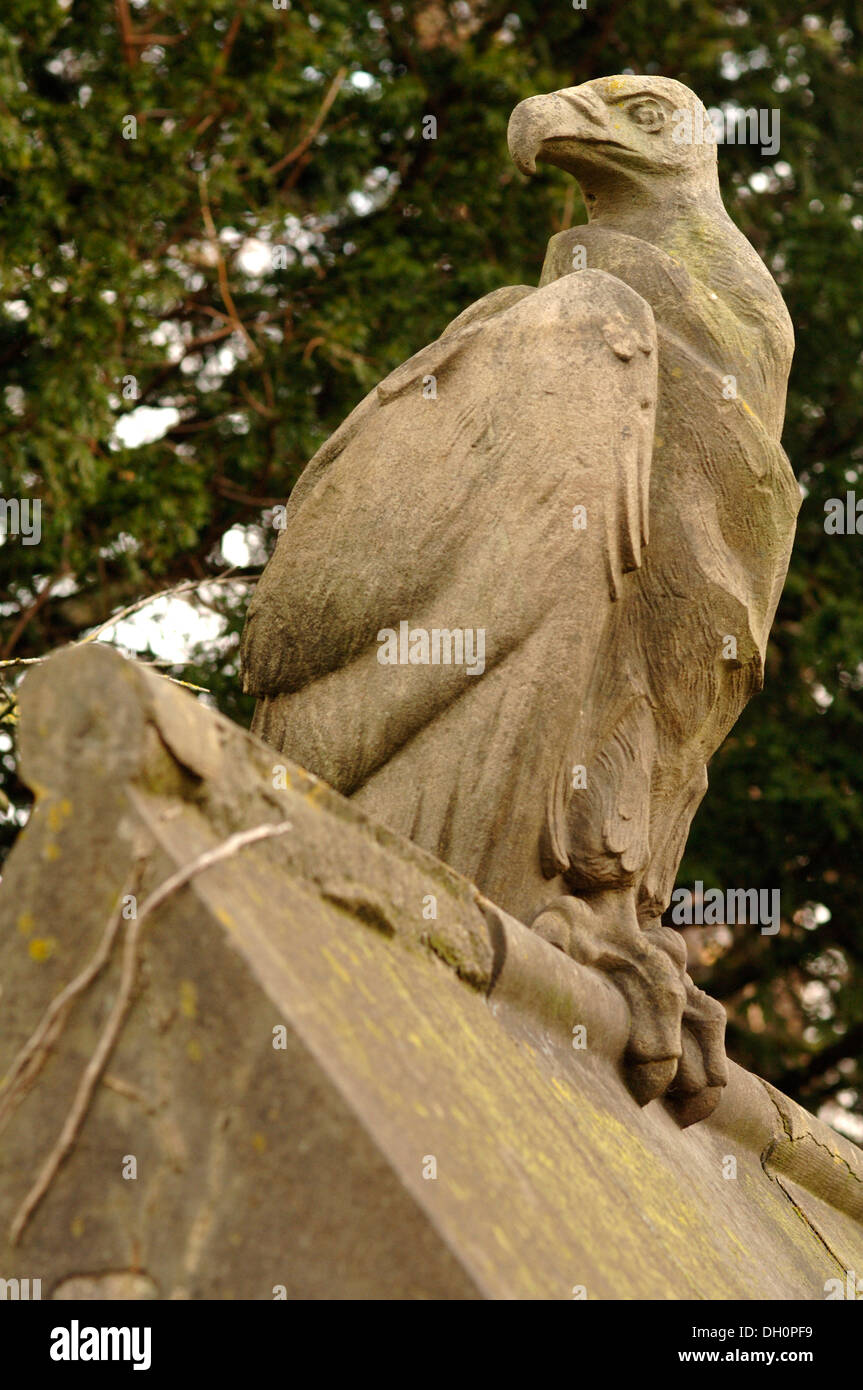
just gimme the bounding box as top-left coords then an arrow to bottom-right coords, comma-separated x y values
1,0 -> 862,1137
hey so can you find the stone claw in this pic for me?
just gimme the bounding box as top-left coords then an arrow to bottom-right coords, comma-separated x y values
662,972 -> 729,1128
530,894 -> 728,1124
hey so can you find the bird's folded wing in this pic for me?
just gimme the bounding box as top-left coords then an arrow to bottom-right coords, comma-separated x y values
241,271 -> 658,791
278,285 -> 537,526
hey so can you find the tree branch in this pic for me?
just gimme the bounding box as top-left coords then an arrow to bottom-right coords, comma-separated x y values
198,172 -> 262,364
266,66 -> 348,178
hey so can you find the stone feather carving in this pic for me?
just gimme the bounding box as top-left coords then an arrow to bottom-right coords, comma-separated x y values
241,76 -> 800,1127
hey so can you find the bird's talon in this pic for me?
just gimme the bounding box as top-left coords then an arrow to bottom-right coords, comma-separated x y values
626,1056 -> 679,1107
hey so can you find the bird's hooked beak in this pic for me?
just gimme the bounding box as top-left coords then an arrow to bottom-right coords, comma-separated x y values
507,86 -> 616,176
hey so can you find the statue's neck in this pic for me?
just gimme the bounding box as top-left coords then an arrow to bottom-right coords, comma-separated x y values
584,185 -> 729,254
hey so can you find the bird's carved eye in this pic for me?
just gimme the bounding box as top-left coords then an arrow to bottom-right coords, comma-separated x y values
627,101 -> 666,133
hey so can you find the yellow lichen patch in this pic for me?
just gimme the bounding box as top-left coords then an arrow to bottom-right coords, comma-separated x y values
186,1039 -> 203,1063
42,840 -> 61,862
492,1224 -> 514,1252
29,937 -> 57,962
354,976 -> 379,1006
320,946 -> 351,985
70,1216 -> 85,1238
215,907 -> 235,930
179,980 -> 198,1019
17,912 -> 35,936
251,1132 -> 267,1154
719,1222 -> 750,1259
47,799 -> 72,831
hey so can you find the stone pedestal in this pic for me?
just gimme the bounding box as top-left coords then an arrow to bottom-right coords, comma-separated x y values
1,646 -> 860,1299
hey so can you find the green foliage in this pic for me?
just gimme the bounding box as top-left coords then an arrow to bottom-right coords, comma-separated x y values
1,0 -> 862,1128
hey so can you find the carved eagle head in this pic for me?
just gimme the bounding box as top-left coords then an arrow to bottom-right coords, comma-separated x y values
507,75 -> 719,201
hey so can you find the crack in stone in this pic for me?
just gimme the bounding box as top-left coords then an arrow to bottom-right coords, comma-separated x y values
758,1080 -> 862,1277
759,1079 -> 863,1189
770,1174 -> 848,1275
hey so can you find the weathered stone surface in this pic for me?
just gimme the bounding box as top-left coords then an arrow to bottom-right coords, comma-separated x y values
238,75 -> 801,1121
1,646 -> 861,1299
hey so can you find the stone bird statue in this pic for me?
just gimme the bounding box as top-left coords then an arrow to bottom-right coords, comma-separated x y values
240,75 -> 800,1127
